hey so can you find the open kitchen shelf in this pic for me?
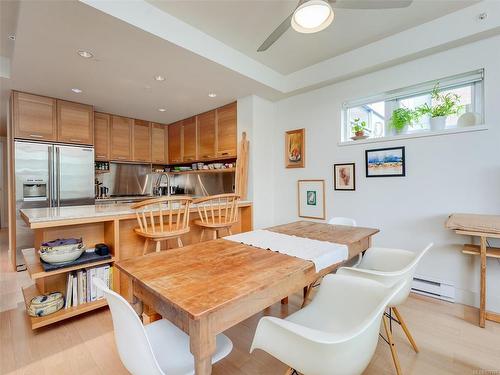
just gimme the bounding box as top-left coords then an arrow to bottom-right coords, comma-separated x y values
169,167 -> 236,175
22,248 -> 116,280
22,284 -> 108,329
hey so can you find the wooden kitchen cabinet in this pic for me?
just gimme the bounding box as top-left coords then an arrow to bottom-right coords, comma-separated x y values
168,121 -> 183,164
13,91 -> 57,141
110,115 -> 133,161
132,119 -> 151,162
94,113 -> 110,160
182,117 -> 197,163
57,100 -> 94,145
197,110 -> 216,160
216,102 -> 237,158
151,123 -> 168,164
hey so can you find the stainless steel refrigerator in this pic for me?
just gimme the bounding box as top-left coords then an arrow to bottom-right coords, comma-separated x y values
14,141 -> 95,266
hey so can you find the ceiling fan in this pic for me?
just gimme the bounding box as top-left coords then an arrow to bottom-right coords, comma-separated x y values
257,0 -> 413,52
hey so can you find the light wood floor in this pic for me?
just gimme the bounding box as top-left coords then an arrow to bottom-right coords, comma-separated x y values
1,229 -> 499,375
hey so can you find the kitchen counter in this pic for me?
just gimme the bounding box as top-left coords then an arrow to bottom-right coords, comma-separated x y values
21,200 -> 253,229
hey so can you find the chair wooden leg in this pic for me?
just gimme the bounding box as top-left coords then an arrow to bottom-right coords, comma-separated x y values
383,315 -> 402,375
142,238 -> 149,255
392,307 -> 419,353
227,227 -> 232,236
284,368 -> 294,375
155,240 -> 161,252
200,229 -> 205,242
213,230 -> 217,240
177,237 -> 183,248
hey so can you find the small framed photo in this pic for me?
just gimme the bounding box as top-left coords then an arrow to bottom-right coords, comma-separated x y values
298,180 -> 325,220
285,128 -> 305,168
334,163 -> 355,191
366,146 -> 405,177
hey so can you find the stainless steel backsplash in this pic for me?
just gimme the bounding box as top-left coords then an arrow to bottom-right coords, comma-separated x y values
99,163 -> 153,196
97,163 -> 235,197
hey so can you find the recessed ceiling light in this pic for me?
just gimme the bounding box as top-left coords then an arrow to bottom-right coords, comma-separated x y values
77,50 -> 93,59
71,88 -> 83,93
154,75 -> 166,81
158,108 -> 166,112
208,93 -> 217,98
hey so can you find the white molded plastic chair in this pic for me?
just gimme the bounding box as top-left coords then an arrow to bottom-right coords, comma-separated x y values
93,278 -> 232,375
328,217 -> 357,226
250,274 -> 405,375
337,242 -> 433,375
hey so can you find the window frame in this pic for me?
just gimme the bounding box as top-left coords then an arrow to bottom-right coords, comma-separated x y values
341,69 -> 484,142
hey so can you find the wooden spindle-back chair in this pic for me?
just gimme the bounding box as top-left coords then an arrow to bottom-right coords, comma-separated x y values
131,196 -> 193,255
193,193 -> 240,240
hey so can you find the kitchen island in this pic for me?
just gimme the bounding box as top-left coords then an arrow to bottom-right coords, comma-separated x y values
20,200 -> 252,329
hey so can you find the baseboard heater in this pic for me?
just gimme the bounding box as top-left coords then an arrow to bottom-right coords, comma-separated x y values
411,275 -> 455,302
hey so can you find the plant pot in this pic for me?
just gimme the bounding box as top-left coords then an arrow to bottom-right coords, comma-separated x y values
390,124 -> 408,135
430,116 -> 447,131
355,131 -> 365,137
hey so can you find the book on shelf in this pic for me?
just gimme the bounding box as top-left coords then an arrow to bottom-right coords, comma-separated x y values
64,265 -> 113,307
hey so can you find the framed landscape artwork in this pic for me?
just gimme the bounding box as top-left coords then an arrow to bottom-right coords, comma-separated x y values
334,163 -> 355,191
298,179 -> 325,220
365,146 -> 405,177
285,128 -> 305,168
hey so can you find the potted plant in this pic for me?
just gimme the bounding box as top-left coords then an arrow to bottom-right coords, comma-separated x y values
416,84 -> 463,131
388,107 -> 417,134
351,118 -> 368,139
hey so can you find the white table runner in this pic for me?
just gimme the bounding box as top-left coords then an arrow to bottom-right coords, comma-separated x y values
224,229 -> 348,272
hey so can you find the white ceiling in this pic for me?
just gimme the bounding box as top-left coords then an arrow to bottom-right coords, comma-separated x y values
147,0 -> 477,74
0,0 -> 280,133
1,0 -> 493,136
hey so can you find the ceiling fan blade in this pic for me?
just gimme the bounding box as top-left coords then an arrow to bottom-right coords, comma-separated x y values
330,0 -> 413,9
257,12 -> 294,52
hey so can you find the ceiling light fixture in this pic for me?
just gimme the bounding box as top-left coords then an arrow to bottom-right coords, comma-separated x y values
77,50 -> 94,59
158,108 -> 166,112
8,34 -> 15,41
291,0 -> 334,34
208,93 -> 217,98
71,88 -> 83,93
154,75 -> 166,81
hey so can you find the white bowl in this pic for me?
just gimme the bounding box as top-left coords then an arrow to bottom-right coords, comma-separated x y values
39,246 -> 85,264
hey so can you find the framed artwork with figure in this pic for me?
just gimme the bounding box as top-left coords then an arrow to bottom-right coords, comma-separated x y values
285,128 -> 305,168
334,163 -> 355,191
298,179 -> 325,220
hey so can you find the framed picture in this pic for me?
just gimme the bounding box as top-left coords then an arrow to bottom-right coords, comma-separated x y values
298,180 -> 325,220
285,128 -> 305,168
334,163 -> 355,190
365,146 -> 405,177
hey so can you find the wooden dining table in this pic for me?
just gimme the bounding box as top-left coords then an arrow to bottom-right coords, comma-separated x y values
115,221 -> 379,375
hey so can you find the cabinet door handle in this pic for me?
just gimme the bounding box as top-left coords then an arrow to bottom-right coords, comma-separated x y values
202,155 -> 211,158
221,152 -> 229,156
97,155 -> 106,158
70,138 -> 82,142
29,134 -> 44,138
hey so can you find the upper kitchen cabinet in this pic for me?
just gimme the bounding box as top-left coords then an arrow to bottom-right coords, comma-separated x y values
12,91 -> 57,141
216,102 -> 237,158
110,115 -> 133,161
151,123 -> 168,164
168,121 -> 183,164
132,120 -> 151,163
197,110 -> 216,161
182,117 -> 197,163
94,113 -> 110,161
56,100 -> 94,145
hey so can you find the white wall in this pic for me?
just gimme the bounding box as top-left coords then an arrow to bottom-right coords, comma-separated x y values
237,95 -> 276,229
251,35 -> 500,312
